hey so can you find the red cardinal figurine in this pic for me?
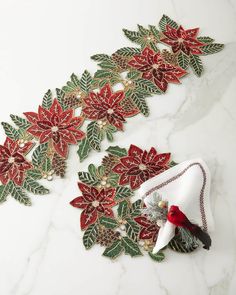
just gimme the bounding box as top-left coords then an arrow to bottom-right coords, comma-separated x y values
167,205 -> 211,250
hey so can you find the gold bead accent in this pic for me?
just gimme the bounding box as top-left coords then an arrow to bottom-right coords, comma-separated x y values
47,175 -> 53,181
158,200 -> 167,208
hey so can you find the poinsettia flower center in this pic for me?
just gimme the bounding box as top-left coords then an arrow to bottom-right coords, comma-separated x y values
146,35 -> 155,42
107,108 -> 114,114
139,164 -> 147,171
92,200 -> 100,207
178,37 -> 184,43
51,126 -> 59,132
152,64 -> 159,70
8,156 -> 15,164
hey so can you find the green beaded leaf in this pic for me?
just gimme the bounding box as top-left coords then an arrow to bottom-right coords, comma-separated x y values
135,78 -> 162,94
131,92 -> 149,116
177,51 -> 190,70
137,24 -> 150,36
70,73 -> 80,87
200,43 -> 224,55
106,129 -> 114,142
94,69 -> 112,79
83,223 -> 99,250
117,200 -> 129,218
123,29 -> 142,44
130,199 -> 142,217
106,146 -> 127,157
148,251 -> 165,262
80,70 -> 93,93
56,88 -> 66,110
104,125 -> 116,143
108,173 -> 119,187
91,54 -> 111,62
99,217 -> 118,229
26,169 -> 42,180
78,171 -> 99,186
42,89 -> 53,109
23,177 -> 49,195
169,160 -> 178,167
122,24 -> 160,50
77,137 -> 91,162
149,41 -> 159,52
62,73 -> 80,93
103,239 -> 124,259
32,143 -> 48,167
115,186 -> 134,200
10,114 -> 31,129
190,54 -> 203,77
42,157 -> 52,173
88,164 -> 97,178
159,14 -> 178,31
115,47 -> 141,57
97,165 -> 105,177
148,25 -> 160,39
98,60 -> 116,71
87,121 -> 101,152
1,122 -> 19,140
122,237 -> 142,257
0,186 -> 6,203
127,71 -> 140,80
197,36 -> 214,44
125,217 -> 140,241
0,182 -> 12,203
9,181 -> 31,206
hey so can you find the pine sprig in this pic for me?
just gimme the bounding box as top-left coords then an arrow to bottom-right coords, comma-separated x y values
32,143 -> 49,167
42,89 -> 53,109
80,70 -> 93,93
10,115 -> 31,129
83,223 -> 99,249
10,182 -> 31,206
1,122 -> 19,140
87,121 -> 101,151
23,177 -> 49,195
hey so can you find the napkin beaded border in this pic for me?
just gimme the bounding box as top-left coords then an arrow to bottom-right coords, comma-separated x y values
142,162 -> 207,231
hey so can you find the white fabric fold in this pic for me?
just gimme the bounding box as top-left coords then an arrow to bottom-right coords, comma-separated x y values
152,221 -> 176,253
137,158 -> 214,254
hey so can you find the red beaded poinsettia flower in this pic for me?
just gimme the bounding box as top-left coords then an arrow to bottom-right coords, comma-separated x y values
128,47 -> 187,92
70,182 -> 116,230
112,144 -> 171,190
0,137 -> 33,186
134,216 -> 159,242
24,99 -> 85,158
82,84 -> 134,131
160,25 -> 205,55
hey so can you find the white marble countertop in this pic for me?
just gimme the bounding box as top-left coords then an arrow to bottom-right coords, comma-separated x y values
0,0 -> 236,294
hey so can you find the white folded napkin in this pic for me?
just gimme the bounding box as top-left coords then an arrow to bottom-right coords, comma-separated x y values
137,158 -> 214,254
